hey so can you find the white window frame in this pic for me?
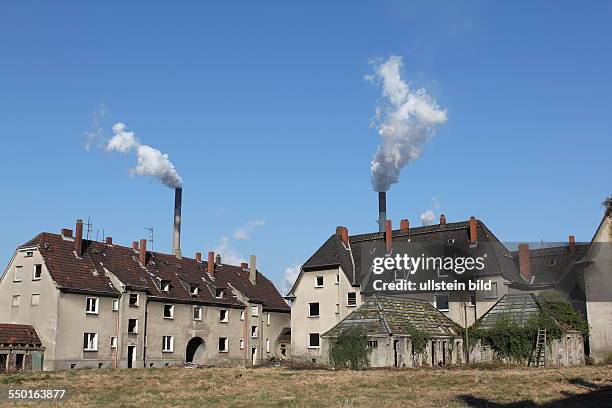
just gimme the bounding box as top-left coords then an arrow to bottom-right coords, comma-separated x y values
163,304 -> 174,319
190,285 -> 199,296
128,318 -> 138,334
251,305 -> 259,317
160,280 -> 170,293
219,309 -> 229,323
11,295 -> 20,307
308,302 -> 320,317
218,337 -> 228,353
112,299 -> 119,311
434,293 -> 450,312
240,310 -> 245,321
162,336 -> 174,353
308,333 -> 320,349
251,325 -> 258,338
315,275 -> 324,288
266,339 -> 270,353
86,297 -> 99,315
14,266 -> 23,282
347,292 -> 357,307
110,336 -> 117,348
32,264 -> 42,280
193,306 -> 203,321
31,294 -> 40,306
266,312 -> 271,326
129,293 -> 139,307
83,332 -> 98,351
239,339 -> 244,349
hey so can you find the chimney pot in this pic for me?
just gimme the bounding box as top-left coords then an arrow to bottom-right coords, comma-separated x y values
195,252 -> 202,262
215,254 -> 222,265
249,255 -> 257,285
440,214 -> 447,225
74,219 -> 84,257
240,262 -> 248,270
132,241 -> 139,251
569,235 -> 576,254
385,220 -> 392,253
469,216 -> 478,244
139,239 -> 147,266
207,252 -> 215,275
518,243 -> 531,281
61,228 -> 73,239
105,237 -> 113,245
400,219 -> 409,233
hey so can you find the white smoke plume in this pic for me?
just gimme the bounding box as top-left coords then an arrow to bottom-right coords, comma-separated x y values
233,219 -> 266,241
368,56 -> 447,192
106,123 -> 182,188
214,236 -> 243,265
83,103 -> 108,151
420,197 -> 441,226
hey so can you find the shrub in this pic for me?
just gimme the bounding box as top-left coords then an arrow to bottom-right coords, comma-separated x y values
405,323 -> 431,356
328,326 -> 370,370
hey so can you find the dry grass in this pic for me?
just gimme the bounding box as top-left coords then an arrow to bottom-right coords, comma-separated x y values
1,365 -> 611,407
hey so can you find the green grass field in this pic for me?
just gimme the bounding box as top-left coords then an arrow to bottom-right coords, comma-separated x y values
1,365 -> 611,407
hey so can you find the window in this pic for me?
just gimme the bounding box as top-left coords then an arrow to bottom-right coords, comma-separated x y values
240,310 -> 245,321
193,306 -> 203,321
219,309 -> 228,322
32,264 -> 42,280
31,294 -> 40,306
469,293 -> 476,306
83,332 -> 98,351
368,340 -> 378,349
112,299 -> 119,311
308,302 -> 320,317
251,305 -> 259,317
218,337 -> 228,352
447,239 -> 456,245
315,276 -> 324,287
266,339 -> 270,353
251,325 -> 258,338
266,313 -> 271,326
240,339 -> 244,349
308,333 -> 320,348
86,297 -> 99,314
215,288 -> 224,298
347,292 -> 357,307
435,293 -> 450,312
163,304 -> 174,319
128,318 -> 138,334
484,282 -> 498,299
129,293 -> 139,307
162,336 -> 174,353
280,344 -> 287,357
335,273 -> 340,284
110,336 -> 117,348
24,251 -> 33,258
160,280 -> 170,292
12,295 -> 20,307
189,285 -> 199,296
14,266 -> 23,282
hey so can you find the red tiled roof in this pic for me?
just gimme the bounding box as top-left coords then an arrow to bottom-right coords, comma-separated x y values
19,233 -> 289,312
0,323 -> 42,346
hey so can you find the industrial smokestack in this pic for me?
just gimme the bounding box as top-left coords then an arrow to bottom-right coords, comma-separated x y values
378,192 -> 387,233
173,187 -> 182,257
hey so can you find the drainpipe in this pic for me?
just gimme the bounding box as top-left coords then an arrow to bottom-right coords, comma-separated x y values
464,302 -> 469,364
143,297 -> 149,368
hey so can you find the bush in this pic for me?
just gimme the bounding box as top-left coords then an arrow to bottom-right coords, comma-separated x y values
537,291 -> 589,337
405,323 -> 431,356
328,326 -> 370,370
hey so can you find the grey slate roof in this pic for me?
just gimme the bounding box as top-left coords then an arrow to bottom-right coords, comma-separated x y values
323,294 -> 462,338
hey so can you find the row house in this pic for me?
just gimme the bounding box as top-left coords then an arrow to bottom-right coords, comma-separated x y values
0,219 -> 290,371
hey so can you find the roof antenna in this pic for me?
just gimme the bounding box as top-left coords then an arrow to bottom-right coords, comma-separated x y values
85,217 -> 93,240
145,227 -> 154,252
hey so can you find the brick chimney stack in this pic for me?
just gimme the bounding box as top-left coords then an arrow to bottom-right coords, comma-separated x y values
568,235 -> 576,254
132,241 -> 139,252
139,239 -> 147,266
469,216 -> 478,244
439,214 -> 446,225
105,237 -> 113,245
74,219 -> 84,257
195,252 -> 202,262
249,255 -> 257,285
207,252 -> 215,275
241,262 -> 248,270
400,219 -> 409,233
518,243 -> 531,281
385,220 -> 392,253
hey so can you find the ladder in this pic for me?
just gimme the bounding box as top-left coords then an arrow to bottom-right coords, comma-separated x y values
529,329 -> 546,367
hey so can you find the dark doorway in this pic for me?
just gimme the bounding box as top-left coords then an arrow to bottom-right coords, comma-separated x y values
431,341 -> 436,366
251,347 -> 257,366
15,354 -> 24,371
442,341 -> 447,366
186,337 -> 205,364
393,340 -> 400,367
0,354 -> 6,372
127,345 -> 135,368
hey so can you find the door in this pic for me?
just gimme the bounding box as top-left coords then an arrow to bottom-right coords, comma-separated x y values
251,347 -> 257,366
393,340 -> 400,367
442,341 -> 447,366
431,341 -> 436,366
127,345 -> 135,369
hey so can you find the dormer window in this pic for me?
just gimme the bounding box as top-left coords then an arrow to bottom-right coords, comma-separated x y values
215,288 -> 224,298
190,285 -> 199,296
160,280 -> 170,293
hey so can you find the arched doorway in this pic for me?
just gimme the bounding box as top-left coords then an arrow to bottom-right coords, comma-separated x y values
186,337 -> 205,364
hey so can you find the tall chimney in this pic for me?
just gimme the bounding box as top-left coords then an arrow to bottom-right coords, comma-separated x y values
207,251 -> 215,275
75,219 -> 84,257
469,216 -> 478,244
439,214 -> 446,225
172,187 -> 182,257
139,239 -> 147,266
132,241 -> 139,251
249,255 -> 257,285
518,243 -> 531,281
105,236 -> 113,245
385,220 -> 392,253
568,235 -> 576,254
378,192 -> 387,233
400,219 -> 409,233
195,252 -> 202,262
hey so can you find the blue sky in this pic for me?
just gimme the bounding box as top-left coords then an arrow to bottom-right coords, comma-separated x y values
1,1 -> 610,290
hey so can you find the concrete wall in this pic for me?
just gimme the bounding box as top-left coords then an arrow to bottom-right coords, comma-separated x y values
290,267 -> 362,363
0,247 -> 59,370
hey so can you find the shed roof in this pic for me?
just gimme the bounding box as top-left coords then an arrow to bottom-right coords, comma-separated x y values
0,324 -> 43,348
